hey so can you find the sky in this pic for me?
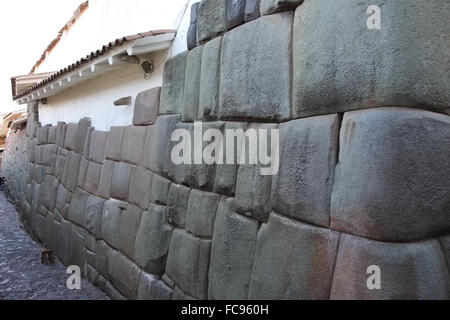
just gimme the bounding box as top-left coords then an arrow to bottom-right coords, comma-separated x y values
0,0 -> 83,114
0,0 -> 188,115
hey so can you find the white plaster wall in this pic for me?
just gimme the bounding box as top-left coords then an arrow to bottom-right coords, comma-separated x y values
37,0 -> 199,131
39,50 -> 165,131
36,0 -> 190,74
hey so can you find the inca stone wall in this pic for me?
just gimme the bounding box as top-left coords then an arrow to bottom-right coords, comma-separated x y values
2,0 -> 450,299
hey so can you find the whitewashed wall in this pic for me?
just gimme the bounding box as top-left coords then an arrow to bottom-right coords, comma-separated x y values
35,0 -> 191,73
37,0 -> 198,131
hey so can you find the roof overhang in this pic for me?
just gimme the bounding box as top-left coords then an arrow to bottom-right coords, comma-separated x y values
0,109 -> 27,136
13,30 -> 176,104
11,115 -> 28,129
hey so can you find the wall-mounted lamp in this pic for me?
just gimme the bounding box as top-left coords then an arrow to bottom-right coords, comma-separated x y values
141,61 -> 154,80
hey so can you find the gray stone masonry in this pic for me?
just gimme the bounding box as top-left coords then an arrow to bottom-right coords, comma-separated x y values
133,87 -> 160,126
196,0 -> 227,44
160,52 -> 188,115
331,108 -> 450,242
293,0 -> 450,117
219,12 -> 293,122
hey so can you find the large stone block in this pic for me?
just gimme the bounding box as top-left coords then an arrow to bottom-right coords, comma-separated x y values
68,188 -> 89,226
84,195 -> 105,239
37,125 -> 49,145
133,87 -> 160,126
182,45 -> 203,122
129,166 -> 152,210
83,127 -> 95,160
160,52 -> 188,115
166,229 -> 211,299
272,114 -> 339,227
54,153 -> 66,181
83,161 -> 102,194
77,158 -> 89,188
120,126 -> 147,166
104,126 -> 125,161
213,122 -> 247,196
227,0 -> 246,29
249,213 -> 340,299
167,183 -> 191,228
208,197 -> 258,299
40,175 -> 58,211
330,235 -> 450,300
172,286 -> 197,300
331,108 -> 450,242
196,0 -> 227,44
70,227 -> 88,273
440,236 -> 450,272
293,0 -> 450,118
150,175 -> 171,205
74,117 -> 91,154
186,189 -> 220,238
48,126 -> 56,144
56,122 -> 67,147
28,139 -> 36,163
110,162 -> 131,201
173,121 -> 224,190
55,184 -> 71,218
64,123 -> 77,151
134,204 -> 173,276
119,204 -> 143,260
56,219 -> 72,265
260,0 -> 302,15
245,0 -> 260,22
199,36 -> 222,121
95,240 -> 112,280
105,280 -> 127,300
138,273 -> 173,300
34,165 -> 46,184
143,115 -> 181,177
98,160 -> 114,199
34,209 -> 47,242
88,130 -> 108,164
187,23 -> 197,51
35,145 -> 43,165
102,199 -> 127,249
219,12 -> 293,122
41,144 -> 57,168
190,2 -> 200,24
109,250 -> 141,300
235,123 -> 277,222
62,151 -> 81,192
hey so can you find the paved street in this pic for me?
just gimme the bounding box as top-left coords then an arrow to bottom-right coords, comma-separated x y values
0,192 -> 109,300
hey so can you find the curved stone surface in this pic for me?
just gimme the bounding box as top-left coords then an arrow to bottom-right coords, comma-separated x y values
293,0 -> 450,118
160,52 -> 188,115
208,197 -> 258,300
249,213 -> 340,300
330,234 -> 450,300
196,0 -> 227,44
272,114 -> 339,228
219,12 -> 293,122
331,108 -> 450,241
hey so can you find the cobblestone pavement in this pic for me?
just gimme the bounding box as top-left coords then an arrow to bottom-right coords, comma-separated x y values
0,192 -> 109,300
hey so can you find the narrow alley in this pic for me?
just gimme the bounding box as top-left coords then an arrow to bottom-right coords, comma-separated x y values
0,192 -> 108,300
